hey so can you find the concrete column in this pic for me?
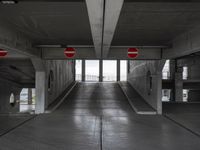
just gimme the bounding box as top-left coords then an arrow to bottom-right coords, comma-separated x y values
99,59 -> 103,82
31,58 -> 46,114
82,59 -> 85,82
170,59 -> 176,80
155,72 -> 162,114
28,88 -> 32,105
174,67 -> 183,102
127,60 -> 130,74
72,60 -> 76,81
117,60 -> 120,81
35,71 -> 46,114
169,60 -> 175,101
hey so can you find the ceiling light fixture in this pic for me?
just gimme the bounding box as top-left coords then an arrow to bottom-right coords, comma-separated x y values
1,0 -> 18,4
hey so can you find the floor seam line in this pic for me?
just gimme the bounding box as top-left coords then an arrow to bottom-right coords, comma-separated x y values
0,115 -> 37,138
164,114 -> 200,138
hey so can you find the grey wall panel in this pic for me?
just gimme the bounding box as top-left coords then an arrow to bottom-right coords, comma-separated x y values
127,60 -> 165,114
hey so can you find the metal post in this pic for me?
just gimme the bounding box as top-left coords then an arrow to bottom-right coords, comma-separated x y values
117,60 -> 120,81
82,59 -> 86,82
28,88 -> 32,105
99,59 -> 103,82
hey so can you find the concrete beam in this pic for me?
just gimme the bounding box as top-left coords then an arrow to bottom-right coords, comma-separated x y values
108,47 -> 161,60
42,47 -> 161,60
0,23 -> 41,58
86,0 -> 104,58
42,47 -> 96,59
102,0 -> 124,58
163,27 -> 200,59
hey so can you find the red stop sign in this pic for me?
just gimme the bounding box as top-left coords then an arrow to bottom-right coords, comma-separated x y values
0,49 -> 8,57
64,47 -> 75,58
128,48 -> 138,58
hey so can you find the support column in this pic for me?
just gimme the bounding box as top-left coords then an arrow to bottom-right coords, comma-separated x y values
73,60 -> 76,81
35,71 -> 46,114
99,59 -> 103,82
174,66 -> 183,102
117,60 -> 120,81
82,59 -> 85,82
127,60 -> 130,74
28,88 -> 32,105
31,58 -> 46,114
169,59 -> 176,101
155,71 -> 162,114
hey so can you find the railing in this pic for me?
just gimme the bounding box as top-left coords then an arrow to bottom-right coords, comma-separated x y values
76,74 -> 124,81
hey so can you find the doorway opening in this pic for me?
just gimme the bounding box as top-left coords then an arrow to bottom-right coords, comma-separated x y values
120,60 -> 127,81
20,88 -> 35,113
75,60 -> 82,81
85,60 -> 99,82
103,60 -> 117,82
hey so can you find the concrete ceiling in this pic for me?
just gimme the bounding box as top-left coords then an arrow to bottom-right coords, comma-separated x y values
0,1 -> 93,45
112,2 -> 200,46
0,1 -> 200,59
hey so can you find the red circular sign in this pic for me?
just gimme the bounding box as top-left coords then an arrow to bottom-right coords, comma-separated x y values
128,48 -> 138,58
0,49 -> 8,57
64,47 -> 75,58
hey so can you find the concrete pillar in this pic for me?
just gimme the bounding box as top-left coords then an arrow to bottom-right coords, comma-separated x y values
127,60 -> 130,74
169,60 -> 175,101
117,60 -> 120,81
155,72 -> 162,114
99,59 -> 103,82
170,59 -> 176,80
35,71 -> 46,114
72,60 -> 76,81
174,67 -> 183,102
28,88 -> 32,105
31,58 -> 46,114
82,59 -> 85,82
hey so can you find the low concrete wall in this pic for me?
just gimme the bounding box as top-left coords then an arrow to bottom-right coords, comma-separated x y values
127,60 -> 165,114
45,60 -> 74,107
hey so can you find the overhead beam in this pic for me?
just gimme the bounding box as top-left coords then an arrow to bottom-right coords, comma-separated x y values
0,22 -> 41,58
86,0 -> 104,58
42,47 -> 161,60
162,27 -> 200,59
102,0 -> 124,58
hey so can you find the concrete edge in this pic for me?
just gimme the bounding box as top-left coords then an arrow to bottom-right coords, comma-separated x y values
45,82 -> 78,113
118,82 -> 157,115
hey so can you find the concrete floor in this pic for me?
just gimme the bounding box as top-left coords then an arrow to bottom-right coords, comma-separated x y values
0,83 -> 200,150
163,102 -> 200,136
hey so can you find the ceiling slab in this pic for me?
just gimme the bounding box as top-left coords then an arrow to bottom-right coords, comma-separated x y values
112,2 -> 200,46
0,1 -> 93,45
102,0 -> 124,58
86,0 -> 104,58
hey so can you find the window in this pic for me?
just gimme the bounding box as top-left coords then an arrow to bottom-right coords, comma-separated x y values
162,60 -> 170,79
75,60 -> 82,81
120,60 -> 127,81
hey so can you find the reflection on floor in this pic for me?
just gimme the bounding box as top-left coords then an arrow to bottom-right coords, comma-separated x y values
0,83 -> 200,150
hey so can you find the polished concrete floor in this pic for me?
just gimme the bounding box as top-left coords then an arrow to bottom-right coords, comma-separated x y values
0,83 -> 200,150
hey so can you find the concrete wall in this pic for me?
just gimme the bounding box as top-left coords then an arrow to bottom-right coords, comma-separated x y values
0,80 -> 21,113
44,60 -> 74,107
127,60 -> 165,114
